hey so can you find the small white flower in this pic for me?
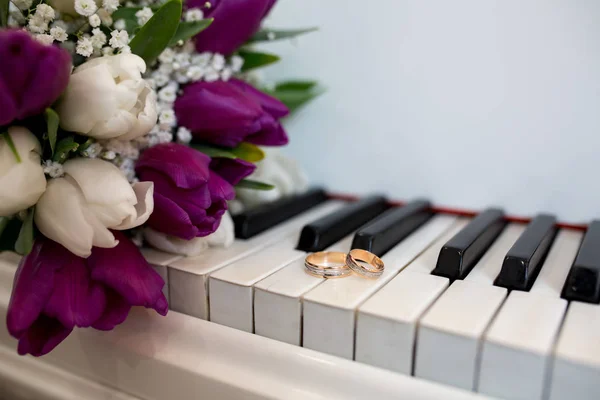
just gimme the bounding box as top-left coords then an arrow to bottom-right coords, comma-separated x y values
158,109 -> 176,126
156,130 -> 173,143
158,85 -> 178,103
28,15 -> 48,33
42,160 -> 65,178
191,52 -> 211,67
203,67 -> 220,82
152,72 -> 169,87
76,36 -> 94,57
230,55 -> 244,72
50,26 -> 68,42
267,31 -> 276,40
101,150 -> 116,160
97,9 -> 113,26
221,67 -> 232,81
135,6 -> 153,25
187,65 -> 205,81
91,28 -> 107,48
102,46 -> 114,56
102,0 -> 119,13
158,48 -> 175,64
120,45 -> 131,54
174,52 -> 190,69
74,0 -> 98,17
176,127 -> 192,144
113,18 -> 126,30
109,29 -> 129,48
211,53 -> 225,71
158,62 -> 174,75
81,142 -> 103,158
89,14 -> 101,27
185,8 -> 204,22
35,33 -> 54,45
174,71 -> 190,84
35,4 -> 55,21
13,0 -> 32,11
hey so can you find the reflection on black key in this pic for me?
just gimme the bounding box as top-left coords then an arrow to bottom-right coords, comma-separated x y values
351,199 -> 432,257
297,195 -> 388,252
233,188 -> 327,239
431,208 -> 506,280
494,214 -> 557,291
562,220 -> 600,304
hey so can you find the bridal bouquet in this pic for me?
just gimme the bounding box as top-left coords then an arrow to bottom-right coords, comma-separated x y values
0,0 -> 319,356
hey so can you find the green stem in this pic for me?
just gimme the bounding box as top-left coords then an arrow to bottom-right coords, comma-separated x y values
3,132 -> 21,163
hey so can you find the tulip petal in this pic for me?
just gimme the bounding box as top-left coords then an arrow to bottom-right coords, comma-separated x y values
246,118 -> 289,147
148,193 -> 200,239
114,181 -> 155,230
88,231 -> 168,316
6,238 -> 66,339
17,314 -> 72,357
229,78 -> 290,119
92,289 -> 132,331
210,157 -> 256,186
44,256 -> 107,329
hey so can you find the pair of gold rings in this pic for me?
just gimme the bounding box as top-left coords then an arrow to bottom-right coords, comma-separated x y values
304,249 -> 385,279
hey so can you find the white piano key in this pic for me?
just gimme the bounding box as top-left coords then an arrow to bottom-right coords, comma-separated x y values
415,280 -> 507,390
209,234 -> 306,332
529,229 -> 583,298
414,224 -> 524,391
167,200 -> 343,320
302,215 -> 458,359
253,235 -> 353,346
464,223 -> 527,285
140,248 -> 182,303
477,291 -> 567,400
549,302 -> 600,400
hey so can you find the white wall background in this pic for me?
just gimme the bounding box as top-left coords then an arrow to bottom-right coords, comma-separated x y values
258,0 -> 600,224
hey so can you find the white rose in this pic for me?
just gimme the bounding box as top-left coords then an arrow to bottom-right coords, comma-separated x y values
143,212 -> 234,256
56,53 -> 157,141
0,127 -> 47,217
35,158 -> 154,257
236,149 -> 310,210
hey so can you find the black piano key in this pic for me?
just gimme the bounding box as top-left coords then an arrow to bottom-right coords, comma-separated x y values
431,208 -> 506,280
561,220 -> 600,304
494,214 -> 558,291
296,195 -> 389,252
233,188 -> 327,239
351,199 -> 432,257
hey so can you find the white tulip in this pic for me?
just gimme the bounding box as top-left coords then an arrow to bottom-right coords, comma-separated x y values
56,53 -> 157,141
35,158 -> 154,257
236,149 -> 310,210
143,212 -> 235,256
0,127 -> 47,217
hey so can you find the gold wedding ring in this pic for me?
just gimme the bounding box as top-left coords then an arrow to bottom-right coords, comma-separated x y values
346,249 -> 384,279
304,252 -> 352,279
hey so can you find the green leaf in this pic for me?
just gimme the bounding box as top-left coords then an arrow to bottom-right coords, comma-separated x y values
238,50 -> 280,71
191,144 -> 236,159
2,132 -> 21,163
44,108 -> 59,155
53,136 -> 79,163
248,27 -> 318,43
0,217 -> 9,238
15,208 -> 34,255
236,179 -> 274,191
230,143 -> 264,162
0,218 -> 22,252
128,0 -> 182,65
0,0 -> 8,27
169,18 -> 213,46
275,80 -> 318,91
269,85 -> 325,113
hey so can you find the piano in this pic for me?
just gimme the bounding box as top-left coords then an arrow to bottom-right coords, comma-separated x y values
0,188 -> 597,400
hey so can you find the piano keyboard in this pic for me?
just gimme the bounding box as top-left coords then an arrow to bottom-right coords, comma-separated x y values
0,189 -> 598,400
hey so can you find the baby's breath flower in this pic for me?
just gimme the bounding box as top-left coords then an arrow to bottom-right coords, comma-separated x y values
43,160 -> 65,178
75,0 -> 98,17
91,28 -> 107,48
120,45 -> 131,54
211,53 -> 225,70
185,8 -> 204,22
173,52 -> 190,69
158,109 -> 176,127
156,130 -> 173,144
187,65 -> 205,81
135,7 -> 153,25
89,14 -> 101,27
35,4 -> 55,21
158,84 -> 178,103
113,18 -> 126,30
221,67 -> 232,81
191,52 -> 211,67
102,46 -> 114,56
158,48 -> 175,64
109,29 -> 128,48
102,0 -> 119,13
35,34 -> 54,46
176,127 -> 192,144
28,15 -> 48,33
50,26 -> 68,42
230,55 -> 244,72
204,67 -> 219,82
12,0 -> 32,11
152,71 -> 169,87
76,36 -> 94,57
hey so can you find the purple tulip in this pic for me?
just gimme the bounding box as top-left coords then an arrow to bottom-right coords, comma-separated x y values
136,143 -> 255,239
189,0 -> 277,55
174,78 -> 289,148
6,232 -> 167,357
0,29 -> 72,126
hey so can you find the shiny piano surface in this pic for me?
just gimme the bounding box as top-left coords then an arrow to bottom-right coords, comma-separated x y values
0,191 -> 598,400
